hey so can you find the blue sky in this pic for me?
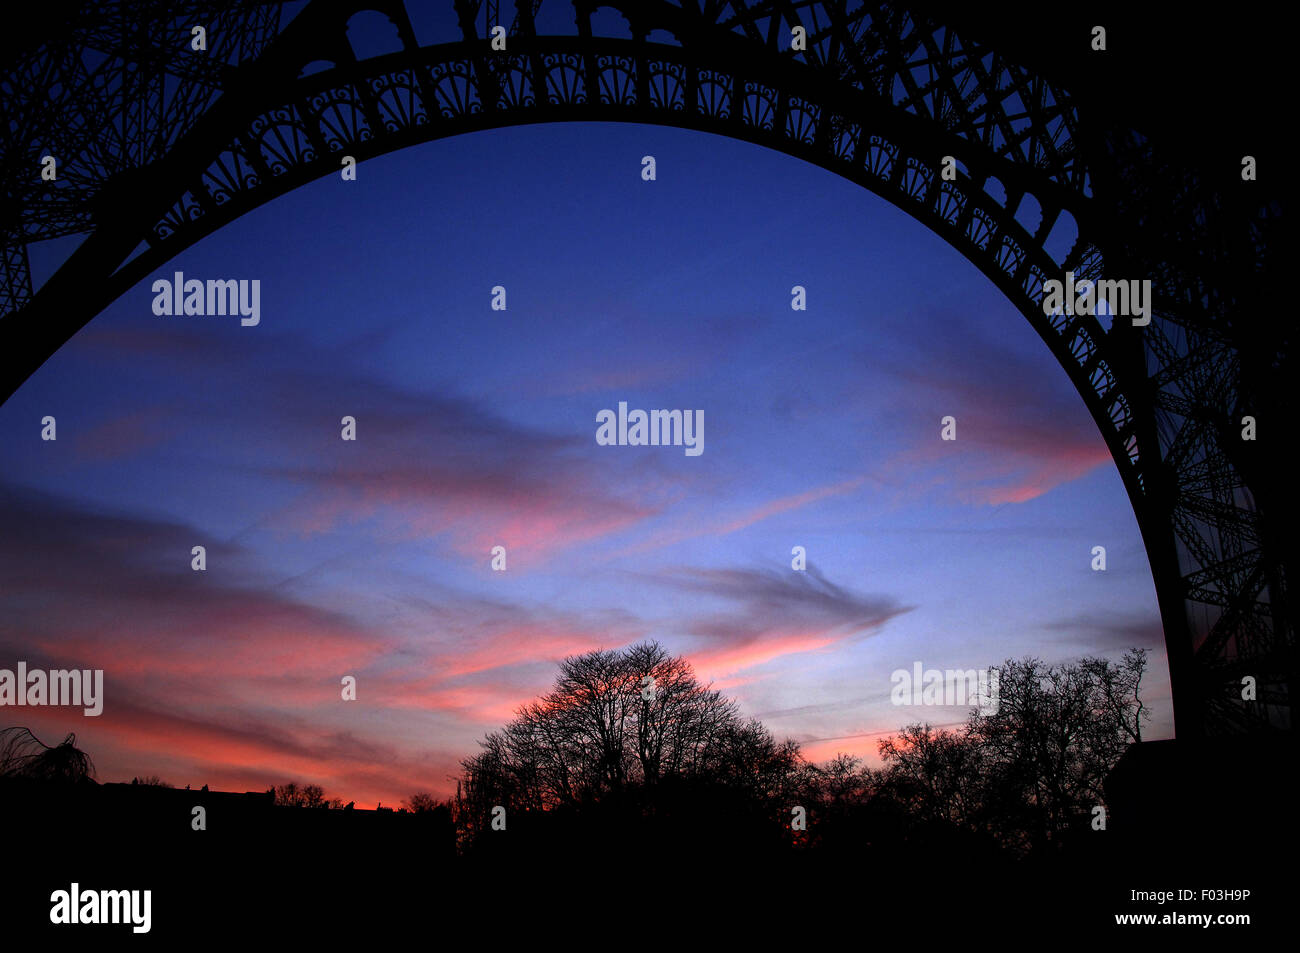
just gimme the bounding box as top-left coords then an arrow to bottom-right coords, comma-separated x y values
0,120 -> 1170,804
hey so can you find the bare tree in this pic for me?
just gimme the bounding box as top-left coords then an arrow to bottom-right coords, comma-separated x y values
457,642 -> 798,839
875,651 -> 1152,854
457,645 -> 1152,857
272,781 -> 329,808
404,791 -> 441,813
877,723 -> 989,830
0,727 -> 95,783
1082,648 -> 1150,745
967,654 -> 1149,850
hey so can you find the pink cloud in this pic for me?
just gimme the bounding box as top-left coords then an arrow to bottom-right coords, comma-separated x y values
691,629 -> 842,680
60,701 -> 453,809
269,450 -> 661,568
612,476 -> 867,558
660,565 -> 910,681
879,368 -> 1114,505
799,732 -> 890,766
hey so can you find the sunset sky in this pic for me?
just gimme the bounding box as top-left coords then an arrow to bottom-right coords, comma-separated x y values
0,119 -> 1171,807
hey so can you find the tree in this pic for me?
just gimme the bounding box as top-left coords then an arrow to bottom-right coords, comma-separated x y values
874,650 -> 1153,854
456,641 -> 802,843
967,653 -> 1150,851
404,791 -> 441,813
0,727 -> 95,784
453,645 -> 1151,857
272,781 -> 329,808
877,723 -> 988,830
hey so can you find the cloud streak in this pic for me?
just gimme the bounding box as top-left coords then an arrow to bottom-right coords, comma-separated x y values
871,309 -> 1115,505
654,563 -> 911,678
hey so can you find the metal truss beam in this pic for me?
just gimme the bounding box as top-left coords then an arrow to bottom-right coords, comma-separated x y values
0,0 -> 1289,738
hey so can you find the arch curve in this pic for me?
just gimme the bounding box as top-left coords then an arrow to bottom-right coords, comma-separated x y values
0,0 -> 1288,738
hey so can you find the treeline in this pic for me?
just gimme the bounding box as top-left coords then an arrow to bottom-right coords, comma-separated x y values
2,641 -> 1150,860
448,641 -> 1149,857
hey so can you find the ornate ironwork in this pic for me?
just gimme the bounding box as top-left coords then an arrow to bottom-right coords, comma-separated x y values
0,0 -> 1288,738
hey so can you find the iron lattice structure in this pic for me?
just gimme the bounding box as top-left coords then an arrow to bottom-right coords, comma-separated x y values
0,0 -> 1289,738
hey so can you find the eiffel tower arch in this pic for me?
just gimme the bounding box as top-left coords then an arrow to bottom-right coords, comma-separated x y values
0,1 -> 1290,739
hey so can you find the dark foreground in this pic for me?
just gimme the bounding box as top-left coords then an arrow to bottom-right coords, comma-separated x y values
3,738 -> 1291,941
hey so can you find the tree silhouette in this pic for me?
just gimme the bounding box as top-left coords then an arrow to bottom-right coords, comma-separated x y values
877,723 -> 988,830
404,791 -> 433,812
0,645 -> 1150,872
271,781 -> 329,808
877,650 -> 1152,854
453,644 -> 1152,858
457,642 -> 803,848
967,651 -> 1150,851
0,727 -> 95,784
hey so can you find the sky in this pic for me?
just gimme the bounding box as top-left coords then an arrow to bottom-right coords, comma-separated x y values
0,118 -> 1171,807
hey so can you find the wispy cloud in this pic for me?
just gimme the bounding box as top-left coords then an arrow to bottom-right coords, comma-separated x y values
654,563 -> 910,678
611,476 -> 869,558
0,480 -> 652,803
870,310 -> 1114,505
1041,611 -> 1165,654
64,324 -> 665,564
